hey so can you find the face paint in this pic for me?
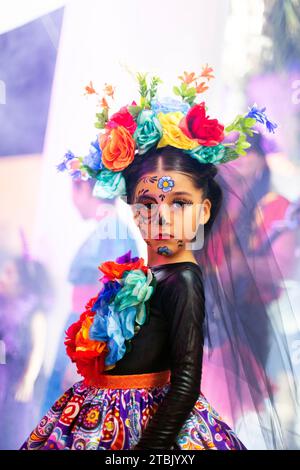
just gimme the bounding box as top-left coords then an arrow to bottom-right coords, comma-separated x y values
157,176 -> 175,193
139,175 -> 159,184
157,246 -> 174,256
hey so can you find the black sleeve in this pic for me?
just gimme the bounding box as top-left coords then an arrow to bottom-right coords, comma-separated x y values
134,268 -> 205,450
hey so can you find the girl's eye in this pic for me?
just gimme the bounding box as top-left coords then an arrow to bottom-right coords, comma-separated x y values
172,199 -> 193,208
144,203 -> 154,209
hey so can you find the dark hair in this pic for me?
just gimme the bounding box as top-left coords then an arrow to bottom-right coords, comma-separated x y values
122,145 -> 223,238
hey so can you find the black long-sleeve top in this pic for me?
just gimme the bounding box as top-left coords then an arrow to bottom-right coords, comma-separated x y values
104,261 -> 205,450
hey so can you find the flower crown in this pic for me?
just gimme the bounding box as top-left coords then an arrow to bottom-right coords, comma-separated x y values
65,250 -> 156,385
57,65 -> 277,200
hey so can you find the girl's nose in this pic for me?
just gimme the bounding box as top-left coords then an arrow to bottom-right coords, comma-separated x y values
158,203 -> 171,225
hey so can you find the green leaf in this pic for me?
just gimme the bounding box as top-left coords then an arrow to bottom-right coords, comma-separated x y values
81,165 -> 99,178
94,122 -> 104,129
128,105 -> 143,118
173,86 -> 181,96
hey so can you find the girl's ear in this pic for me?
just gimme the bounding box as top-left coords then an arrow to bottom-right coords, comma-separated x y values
200,198 -> 212,225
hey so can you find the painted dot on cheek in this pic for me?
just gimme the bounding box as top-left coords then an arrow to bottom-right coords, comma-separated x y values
157,246 -> 173,256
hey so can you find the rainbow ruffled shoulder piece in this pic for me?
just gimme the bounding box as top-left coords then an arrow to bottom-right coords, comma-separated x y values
64,250 -> 156,386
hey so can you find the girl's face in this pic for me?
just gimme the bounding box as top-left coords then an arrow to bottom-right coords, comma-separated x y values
131,168 -> 211,257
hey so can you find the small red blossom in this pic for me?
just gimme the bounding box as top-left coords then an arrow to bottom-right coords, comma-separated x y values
106,106 -> 137,135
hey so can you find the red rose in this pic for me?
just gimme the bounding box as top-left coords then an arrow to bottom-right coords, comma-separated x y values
179,102 -> 224,146
106,106 -> 137,135
64,303 -> 108,383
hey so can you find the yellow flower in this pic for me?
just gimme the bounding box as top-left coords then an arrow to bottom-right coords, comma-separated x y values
156,112 -> 199,150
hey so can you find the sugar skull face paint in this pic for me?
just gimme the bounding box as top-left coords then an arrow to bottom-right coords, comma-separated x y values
131,170 -> 212,259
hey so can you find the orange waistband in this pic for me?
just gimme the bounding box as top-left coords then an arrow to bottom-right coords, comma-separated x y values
89,370 -> 171,389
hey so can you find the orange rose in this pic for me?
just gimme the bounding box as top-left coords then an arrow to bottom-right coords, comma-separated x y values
99,258 -> 147,280
99,126 -> 135,171
75,314 -> 107,356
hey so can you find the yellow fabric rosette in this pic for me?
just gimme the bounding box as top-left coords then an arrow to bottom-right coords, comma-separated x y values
156,112 -> 199,150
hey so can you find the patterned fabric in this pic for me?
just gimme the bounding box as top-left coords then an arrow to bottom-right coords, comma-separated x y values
20,379 -> 247,450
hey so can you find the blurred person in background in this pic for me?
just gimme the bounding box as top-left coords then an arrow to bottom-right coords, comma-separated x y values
41,177 -> 140,415
0,232 -> 54,450
197,132 -> 299,447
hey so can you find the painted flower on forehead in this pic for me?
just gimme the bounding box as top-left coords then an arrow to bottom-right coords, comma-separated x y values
179,102 -> 224,146
93,168 -> 126,199
158,176 -> 175,192
99,126 -> 135,171
106,105 -> 137,135
134,109 -> 163,155
156,112 -> 199,150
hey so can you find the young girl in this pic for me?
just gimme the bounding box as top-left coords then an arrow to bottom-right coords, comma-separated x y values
19,69 -> 299,450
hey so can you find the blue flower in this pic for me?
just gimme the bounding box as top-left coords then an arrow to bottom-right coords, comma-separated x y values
91,280 -> 122,312
151,97 -> 190,114
83,138 -> 103,171
157,176 -> 175,192
70,170 -> 82,180
92,169 -> 126,199
56,150 -> 76,172
185,144 -> 227,164
265,119 -> 278,134
89,303 -> 136,366
89,266 -> 155,368
133,110 -> 163,154
114,269 -> 154,316
246,104 -> 278,134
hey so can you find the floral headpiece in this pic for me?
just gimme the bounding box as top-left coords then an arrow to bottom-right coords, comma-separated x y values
57,65 -> 277,199
64,250 -> 156,385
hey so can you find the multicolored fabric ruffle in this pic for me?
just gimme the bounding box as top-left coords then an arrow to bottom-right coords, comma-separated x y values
20,380 -> 247,450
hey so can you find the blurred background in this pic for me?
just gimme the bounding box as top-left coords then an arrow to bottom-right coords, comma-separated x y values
0,0 -> 299,449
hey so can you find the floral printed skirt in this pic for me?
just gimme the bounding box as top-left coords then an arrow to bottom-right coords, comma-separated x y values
19,370 -> 247,450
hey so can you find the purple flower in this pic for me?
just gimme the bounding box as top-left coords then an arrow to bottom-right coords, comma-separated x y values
246,104 -> 278,134
115,250 -> 139,264
265,119 -> 278,134
56,150 -> 76,172
70,170 -> 82,180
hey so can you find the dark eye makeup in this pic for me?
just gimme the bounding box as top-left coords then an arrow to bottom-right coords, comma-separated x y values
138,198 -> 193,209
